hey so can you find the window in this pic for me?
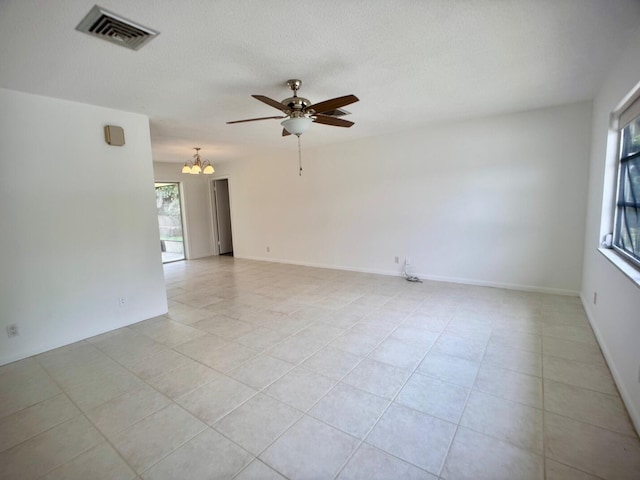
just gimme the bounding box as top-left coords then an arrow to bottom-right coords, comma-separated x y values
613,97 -> 640,267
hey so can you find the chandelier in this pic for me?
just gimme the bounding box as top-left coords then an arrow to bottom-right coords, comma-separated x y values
182,147 -> 214,174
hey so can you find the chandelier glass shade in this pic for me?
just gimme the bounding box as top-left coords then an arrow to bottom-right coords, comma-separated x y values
182,147 -> 214,174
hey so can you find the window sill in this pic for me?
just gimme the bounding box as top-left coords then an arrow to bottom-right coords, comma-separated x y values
598,248 -> 640,290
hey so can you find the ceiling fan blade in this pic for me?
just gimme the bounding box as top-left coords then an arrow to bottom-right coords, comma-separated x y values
227,116 -> 286,124
252,95 -> 290,112
313,115 -> 354,128
308,95 -> 359,114
282,128 -> 291,137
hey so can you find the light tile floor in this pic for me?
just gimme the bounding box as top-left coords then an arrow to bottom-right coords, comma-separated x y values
1,256 -> 639,479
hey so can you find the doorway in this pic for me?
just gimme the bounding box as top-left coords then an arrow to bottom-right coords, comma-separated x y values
155,182 -> 186,263
212,179 -> 233,256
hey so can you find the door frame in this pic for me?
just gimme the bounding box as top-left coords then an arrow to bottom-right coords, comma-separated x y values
209,175 -> 236,256
154,181 -> 189,262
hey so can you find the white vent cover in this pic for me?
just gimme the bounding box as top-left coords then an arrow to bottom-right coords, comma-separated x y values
76,5 -> 158,51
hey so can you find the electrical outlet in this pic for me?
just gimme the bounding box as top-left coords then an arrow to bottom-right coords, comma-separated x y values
6,324 -> 18,338
405,256 -> 411,265
593,292 -> 597,304
118,297 -> 127,307
266,246 -> 270,253
394,256 -> 399,264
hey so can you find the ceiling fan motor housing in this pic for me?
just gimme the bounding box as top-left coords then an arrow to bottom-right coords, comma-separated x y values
282,96 -> 311,113
283,79 -> 312,113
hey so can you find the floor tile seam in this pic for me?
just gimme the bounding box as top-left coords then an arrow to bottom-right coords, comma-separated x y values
469,381 -> 543,411
243,304 -> 433,478
543,458 -> 609,480
210,409 -> 302,461
460,386 -> 546,415
131,416 -> 211,476
0,403 -> 85,456
408,367 -> 478,391
541,351 -> 608,370
438,320 -> 494,478
82,385 -> 175,439
539,330 -> 603,345
538,373 -> 620,398
304,398 -> 394,439
170,337 -> 267,375
140,356 -> 225,399
176,379 -> 264,429
70,338 -> 230,429
538,319 -> 594,328
0,378 -> 63,423
541,407 -> 640,441
541,374 -> 624,401
230,458 -> 292,480
332,306 -> 459,479
337,439 -> 439,480
34,350 -> 121,380
86,328 -> 158,362
30,439 -> 125,480
539,333 -> 598,347
88,333 -> 217,386
227,360 -> 299,394
371,397 -> 461,429
258,338 -> 375,416
295,353 -> 368,384
22,363 -> 135,479
351,305 -> 427,365
478,357 -> 543,379
171,424 -> 262,475
453,420 -> 545,457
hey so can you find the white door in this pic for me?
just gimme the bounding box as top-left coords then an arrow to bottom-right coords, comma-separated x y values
213,179 -> 233,255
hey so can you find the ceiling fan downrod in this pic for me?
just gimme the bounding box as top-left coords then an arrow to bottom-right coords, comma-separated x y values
298,135 -> 303,176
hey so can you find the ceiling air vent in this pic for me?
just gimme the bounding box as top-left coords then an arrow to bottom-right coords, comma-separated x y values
76,5 -> 158,51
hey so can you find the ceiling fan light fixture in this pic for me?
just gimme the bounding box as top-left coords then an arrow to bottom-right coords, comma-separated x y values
281,117 -> 312,136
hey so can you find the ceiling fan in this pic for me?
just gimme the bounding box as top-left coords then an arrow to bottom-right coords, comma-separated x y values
227,79 -> 359,137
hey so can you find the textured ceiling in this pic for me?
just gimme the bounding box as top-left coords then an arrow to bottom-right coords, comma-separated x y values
1,0 -> 639,163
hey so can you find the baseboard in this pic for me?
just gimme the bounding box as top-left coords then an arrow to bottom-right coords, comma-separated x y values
413,272 -> 579,296
580,293 -> 640,436
0,309 -> 168,367
235,255 -> 579,296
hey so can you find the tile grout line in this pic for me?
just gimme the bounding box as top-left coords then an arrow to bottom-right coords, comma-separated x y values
332,300 -> 457,479
125,289 -> 414,478
225,302 -> 419,474
210,297 -> 436,478
434,304 -> 496,480
30,354 -> 141,479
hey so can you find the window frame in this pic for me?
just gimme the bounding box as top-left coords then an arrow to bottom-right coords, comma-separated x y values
612,96 -> 640,269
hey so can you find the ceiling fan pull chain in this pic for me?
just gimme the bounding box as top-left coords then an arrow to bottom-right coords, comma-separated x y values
297,135 -> 303,176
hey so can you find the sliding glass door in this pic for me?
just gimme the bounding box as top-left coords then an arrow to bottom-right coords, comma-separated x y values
155,182 -> 185,263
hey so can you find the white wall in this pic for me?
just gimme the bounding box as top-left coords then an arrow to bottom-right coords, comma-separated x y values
153,162 -> 230,259
580,28 -> 640,431
225,102 -> 592,294
0,88 -> 167,365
